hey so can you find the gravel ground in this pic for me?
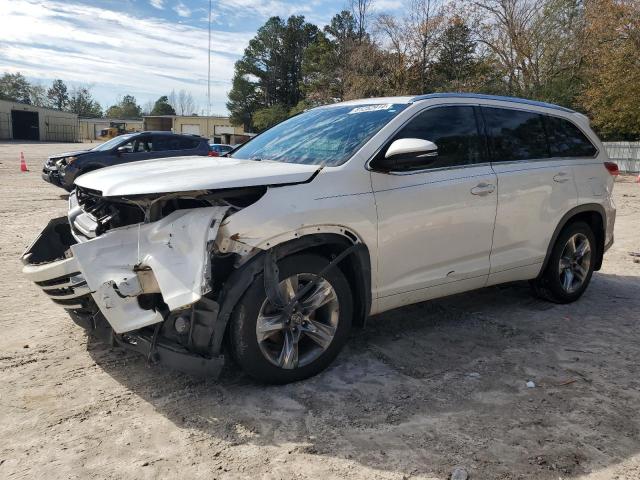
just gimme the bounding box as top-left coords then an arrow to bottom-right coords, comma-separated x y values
1,141 -> 640,480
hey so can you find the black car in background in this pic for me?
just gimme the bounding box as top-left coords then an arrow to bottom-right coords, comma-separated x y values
42,132 -> 210,191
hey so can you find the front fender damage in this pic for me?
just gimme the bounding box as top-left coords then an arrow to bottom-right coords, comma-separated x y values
72,206 -> 229,334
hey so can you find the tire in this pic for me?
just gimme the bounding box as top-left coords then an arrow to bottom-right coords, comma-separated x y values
229,253 -> 353,384
531,221 -> 596,304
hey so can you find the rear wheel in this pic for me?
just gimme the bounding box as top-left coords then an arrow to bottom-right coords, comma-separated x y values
229,253 -> 353,384
531,221 -> 596,303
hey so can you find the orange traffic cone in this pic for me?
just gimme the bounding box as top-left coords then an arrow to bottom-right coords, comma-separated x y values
20,152 -> 28,172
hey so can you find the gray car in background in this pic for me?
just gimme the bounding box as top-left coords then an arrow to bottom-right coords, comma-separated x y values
42,132 -> 210,191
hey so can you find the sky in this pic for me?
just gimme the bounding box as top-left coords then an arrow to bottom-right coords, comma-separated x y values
0,0 -> 402,115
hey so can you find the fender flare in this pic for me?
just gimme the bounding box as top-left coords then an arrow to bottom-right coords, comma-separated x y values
539,203 -> 607,276
208,232 -> 372,355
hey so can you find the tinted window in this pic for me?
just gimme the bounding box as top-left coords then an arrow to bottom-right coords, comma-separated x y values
390,106 -> 482,169
119,136 -> 151,153
483,107 -> 549,161
152,136 -> 172,152
545,116 -> 597,157
178,137 -> 200,149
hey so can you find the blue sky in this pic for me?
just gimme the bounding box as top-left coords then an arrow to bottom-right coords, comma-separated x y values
0,0 -> 401,114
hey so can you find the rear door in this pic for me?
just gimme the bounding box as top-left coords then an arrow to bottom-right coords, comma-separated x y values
482,106 -> 579,284
372,105 -> 498,310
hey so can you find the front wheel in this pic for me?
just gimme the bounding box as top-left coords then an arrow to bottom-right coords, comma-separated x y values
531,221 -> 596,304
229,253 -> 353,384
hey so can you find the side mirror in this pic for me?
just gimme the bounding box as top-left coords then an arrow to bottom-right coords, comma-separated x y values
371,138 -> 438,172
116,146 -> 128,155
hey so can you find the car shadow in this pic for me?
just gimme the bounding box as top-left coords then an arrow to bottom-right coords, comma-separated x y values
85,272 -> 640,478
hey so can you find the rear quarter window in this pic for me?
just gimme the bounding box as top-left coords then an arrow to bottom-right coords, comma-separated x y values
545,116 -> 597,157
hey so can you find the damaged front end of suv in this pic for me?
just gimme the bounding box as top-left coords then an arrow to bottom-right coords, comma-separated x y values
21,153 -> 357,378
22,184 -> 267,376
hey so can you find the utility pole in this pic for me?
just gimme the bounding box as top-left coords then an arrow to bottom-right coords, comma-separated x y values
207,0 -> 212,117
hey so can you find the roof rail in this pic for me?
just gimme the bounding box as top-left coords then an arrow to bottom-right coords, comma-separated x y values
410,93 -> 576,113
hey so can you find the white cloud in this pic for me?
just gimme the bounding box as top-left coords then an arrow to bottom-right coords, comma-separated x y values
149,0 -> 164,10
173,1 -> 191,18
215,0 -> 313,23
0,0 -> 255,114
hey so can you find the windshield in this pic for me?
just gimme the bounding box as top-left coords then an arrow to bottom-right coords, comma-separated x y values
231,103 -> 407,166
91,134 -> 135,152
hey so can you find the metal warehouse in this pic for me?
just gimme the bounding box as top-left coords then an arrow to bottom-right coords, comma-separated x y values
0,99 -> 78,142
143,115 -> 252,144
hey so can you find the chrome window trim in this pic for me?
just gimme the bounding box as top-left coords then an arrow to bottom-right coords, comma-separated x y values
386,162 -> 491,176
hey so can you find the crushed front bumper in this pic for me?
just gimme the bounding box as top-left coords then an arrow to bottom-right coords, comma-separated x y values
21,215 -> 227,377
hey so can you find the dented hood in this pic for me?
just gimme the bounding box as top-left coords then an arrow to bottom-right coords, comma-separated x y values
74,156 -> 320,197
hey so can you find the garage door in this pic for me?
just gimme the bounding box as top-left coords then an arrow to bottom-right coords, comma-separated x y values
181,124 -> 200,135
12,110 -> 39,140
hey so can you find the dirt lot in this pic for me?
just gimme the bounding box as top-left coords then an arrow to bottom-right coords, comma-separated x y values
1,141 -> 639,480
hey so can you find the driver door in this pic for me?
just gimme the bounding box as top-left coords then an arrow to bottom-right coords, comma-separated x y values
371,105 -> 498,310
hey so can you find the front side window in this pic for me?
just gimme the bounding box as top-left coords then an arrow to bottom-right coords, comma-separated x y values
230,103 -> 407,166
545,116 -> 597,157
120,136 -> 152,153
483,107 -> 549,161
389,105 -> 483,169
91,134 -> 135,152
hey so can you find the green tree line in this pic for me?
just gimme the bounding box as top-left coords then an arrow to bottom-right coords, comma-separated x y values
0,74 -> 200,119
228,0 -> 640,140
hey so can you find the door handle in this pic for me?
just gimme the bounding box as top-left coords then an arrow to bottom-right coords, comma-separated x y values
470,182 -> 496,196
553,172 -> 570,183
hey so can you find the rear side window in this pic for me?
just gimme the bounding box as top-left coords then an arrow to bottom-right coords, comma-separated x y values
483,107 -> 549,161
179,138 -> 201,149
392,105 -> 483,169
545,116 -> 597,157
152,136 -> 172,151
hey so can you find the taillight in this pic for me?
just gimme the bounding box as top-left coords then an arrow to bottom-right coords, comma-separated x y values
604,162 -> 619,176
208,150 -> 219,157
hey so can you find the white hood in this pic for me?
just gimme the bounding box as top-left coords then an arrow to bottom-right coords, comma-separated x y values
74,156 -> 320,197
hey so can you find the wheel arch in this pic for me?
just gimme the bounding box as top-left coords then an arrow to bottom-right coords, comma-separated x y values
209,232 -> 372,355
540,204 -> 606,276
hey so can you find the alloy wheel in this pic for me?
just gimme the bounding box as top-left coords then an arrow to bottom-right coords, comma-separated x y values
256,273 -> 340,369
558,233 -> 592,294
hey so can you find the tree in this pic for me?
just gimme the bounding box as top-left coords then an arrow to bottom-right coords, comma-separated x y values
580,0 -> 640,139
168,89 -> 197,115
28,83 -> 48,107
106,94 -> 142,119
150,95 -> 176,115
350,0 -> 373,42
47,79 -> 69,110
303,11 -> 358,102
430,18 -> 479,91
407,0 -> 444,92
0,72 -> 31,103
68,87 -> 102,117
227,72 -> 260,129
468,0 -> 588,103
227,15 -> 319,130
252,104 -> 289,131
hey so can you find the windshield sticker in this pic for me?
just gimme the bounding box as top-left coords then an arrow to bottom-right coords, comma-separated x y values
348,104 -> 393,114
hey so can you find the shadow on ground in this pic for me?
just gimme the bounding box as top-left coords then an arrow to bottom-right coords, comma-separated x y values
86,272 -> 640,479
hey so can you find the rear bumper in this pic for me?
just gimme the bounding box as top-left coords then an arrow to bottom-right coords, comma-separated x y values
21,217 -> 225,377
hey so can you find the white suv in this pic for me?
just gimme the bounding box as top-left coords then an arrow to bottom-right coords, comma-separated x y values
22,93 -> 616,383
